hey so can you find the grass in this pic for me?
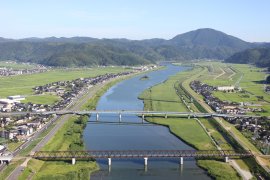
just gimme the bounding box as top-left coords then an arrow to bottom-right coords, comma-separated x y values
7,141 -> 24,151
197,160 -> 241,180
19,121 -> 57,156
41,116 -> 87,151
19,112 -> 98,179
22,94 -> 60,105
197,62 -> 270,115
200,119 -> 232,150
139,64 -> 251,179
33,161 -> 98,180
138,68 -> 215,148
0,67 -> 126,98
181,62 -> 270,178
147,117 -> 215,150
0,61 -> 36,70
0,159 -> 25,180
18,71 -> 140,179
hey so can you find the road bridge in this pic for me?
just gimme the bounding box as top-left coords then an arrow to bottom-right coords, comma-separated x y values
33,149 -> 253,166
0,110 -> 265,120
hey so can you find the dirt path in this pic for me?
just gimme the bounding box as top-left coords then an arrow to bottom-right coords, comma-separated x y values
214,67 -> 225,80
229,160 -> 253,180
228,67 -> 236,81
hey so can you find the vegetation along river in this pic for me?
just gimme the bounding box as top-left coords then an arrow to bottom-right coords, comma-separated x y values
83,64 -> 211,180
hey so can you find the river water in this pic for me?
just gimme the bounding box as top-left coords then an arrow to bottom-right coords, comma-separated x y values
83,64 -> 210,180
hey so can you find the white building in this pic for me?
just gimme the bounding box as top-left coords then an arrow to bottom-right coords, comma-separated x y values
0,99 -> 15,111
7,95 -> 25,101
217,86 -> 235,91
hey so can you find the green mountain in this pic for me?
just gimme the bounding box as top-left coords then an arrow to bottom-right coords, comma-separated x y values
226,47 -> 270,67
0,28 -> 261,67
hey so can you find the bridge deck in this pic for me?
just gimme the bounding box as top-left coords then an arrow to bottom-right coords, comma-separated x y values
0,110 -> 264,119
33,150 -> 253,160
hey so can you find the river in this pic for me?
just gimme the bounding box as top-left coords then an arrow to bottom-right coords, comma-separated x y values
83,64 -> 210,180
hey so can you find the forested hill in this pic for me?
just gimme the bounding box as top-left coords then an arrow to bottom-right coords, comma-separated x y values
0,28 -> 261,67
225,47 -> 270,67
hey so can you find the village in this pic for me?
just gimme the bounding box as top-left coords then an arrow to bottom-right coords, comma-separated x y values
0,65 -> 158,144
0,70 -> 141,143
0,65 -> 48,77
190,80 -> 270,154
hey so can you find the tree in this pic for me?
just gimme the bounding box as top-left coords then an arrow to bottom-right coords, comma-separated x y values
266,75 -> 270,84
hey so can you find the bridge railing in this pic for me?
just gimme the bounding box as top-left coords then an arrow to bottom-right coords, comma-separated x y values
32,149 -> 253,160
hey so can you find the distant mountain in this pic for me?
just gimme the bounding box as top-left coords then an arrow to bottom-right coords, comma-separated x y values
0,28 -> 264,67
226,47 -> 270,67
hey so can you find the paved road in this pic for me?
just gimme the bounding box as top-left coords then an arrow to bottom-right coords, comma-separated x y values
6,76 -> 130,180
181,71 -> 270,176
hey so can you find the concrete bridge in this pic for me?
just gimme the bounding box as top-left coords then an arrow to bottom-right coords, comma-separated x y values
0,110 -> 265,120
32,149 -> 253,166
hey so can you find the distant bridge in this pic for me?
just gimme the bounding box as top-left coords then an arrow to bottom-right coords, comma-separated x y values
0,110 -> 265,120
32,149 -> 253,166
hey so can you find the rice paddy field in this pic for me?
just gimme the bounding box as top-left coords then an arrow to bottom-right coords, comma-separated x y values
0,67 -> 128,104
196,61 -> 270,116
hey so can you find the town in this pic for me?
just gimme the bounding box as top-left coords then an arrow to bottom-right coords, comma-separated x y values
190,80 -> 270,154
0,70 -> 139,143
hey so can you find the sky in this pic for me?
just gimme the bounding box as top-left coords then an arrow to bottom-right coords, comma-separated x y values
0,0 -> 270,42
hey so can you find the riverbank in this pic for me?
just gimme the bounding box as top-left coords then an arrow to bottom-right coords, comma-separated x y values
17,70 -> 156,179
138,65 -> 243,179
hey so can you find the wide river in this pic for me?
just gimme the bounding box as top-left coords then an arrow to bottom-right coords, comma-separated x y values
83,64 -> 210,180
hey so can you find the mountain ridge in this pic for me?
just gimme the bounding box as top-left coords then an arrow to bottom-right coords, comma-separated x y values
0,28 -> 265,67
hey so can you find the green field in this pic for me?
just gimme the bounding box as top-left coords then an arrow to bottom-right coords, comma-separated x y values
197,160 -> 241,180
139,69 -> 215,149
18,72 -> 135,179
196,62 -> 270,114
20,116 -> 98,180
139,66 -> 241,179
0,67 -> 127,98
0,61 -> 36,70
22,94 -> 60,105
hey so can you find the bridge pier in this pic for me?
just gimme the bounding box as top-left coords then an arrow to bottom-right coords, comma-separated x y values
224,156 -> 229,163
108,157 -> 112,166
188,115 -> 190,119
96,113 -> 99,121
180,157 -> 183,165
142,114 -> 145,123
72,158 -> 76,165
119,113 -> 122,123
165,114 -> 167,119
144,165 -> 148,172
144,157 -> 148,166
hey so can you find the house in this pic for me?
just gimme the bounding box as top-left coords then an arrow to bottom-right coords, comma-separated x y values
0,99 -> 15,111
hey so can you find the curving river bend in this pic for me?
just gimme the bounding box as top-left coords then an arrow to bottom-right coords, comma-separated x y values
83,64 -> 210,180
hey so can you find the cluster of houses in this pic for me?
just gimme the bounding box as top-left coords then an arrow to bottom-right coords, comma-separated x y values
33,72 -> 133,111
0,115 -> 48,142
0,67 -> 48,77
226,116 -> 270,153
190,81 -> 263,114
190,80 -> 269,153
0,71 -> 135,142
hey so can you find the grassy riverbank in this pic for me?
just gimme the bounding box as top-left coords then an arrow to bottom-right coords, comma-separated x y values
139,65 -> 242,179
20,116 -> 98,180
18,71 -> 146,179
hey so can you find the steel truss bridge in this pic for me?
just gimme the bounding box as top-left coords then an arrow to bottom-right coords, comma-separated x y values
0,110 -> 264,119
33,149 -> 252,160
